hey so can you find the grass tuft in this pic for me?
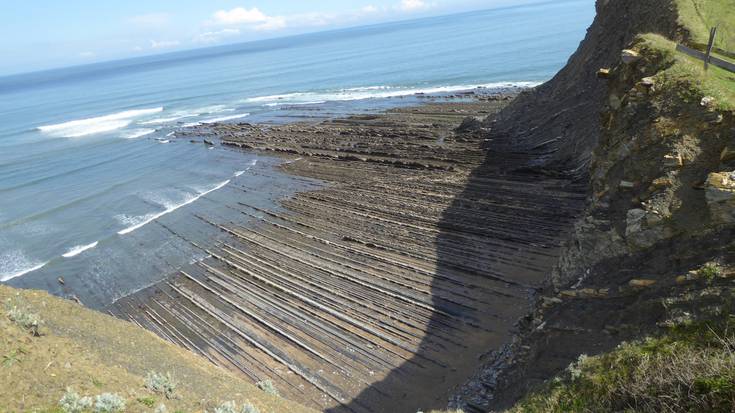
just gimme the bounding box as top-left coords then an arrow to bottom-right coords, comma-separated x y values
255,380 -> 279,396
58,388 -> 92,413
145,371 -> 177,399
699,263 -> 723,282
93,393 -> 126,413
5,298 -> 42,336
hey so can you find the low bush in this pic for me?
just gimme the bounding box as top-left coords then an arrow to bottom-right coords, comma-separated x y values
256,380 -> 279,396
5,298 -> 42,336
93,393 -> 126,413
59,388 -> 92,413
145,371 -> 177,399
508,320 -> 735,412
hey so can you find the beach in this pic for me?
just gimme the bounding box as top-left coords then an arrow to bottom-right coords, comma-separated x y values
108,92 -> 586,412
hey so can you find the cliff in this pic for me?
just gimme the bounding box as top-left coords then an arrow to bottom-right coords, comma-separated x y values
451,0 -> 735,411
486,0 -> 686,175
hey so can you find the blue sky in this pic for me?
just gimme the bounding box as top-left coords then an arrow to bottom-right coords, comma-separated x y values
0,0 -> 550,75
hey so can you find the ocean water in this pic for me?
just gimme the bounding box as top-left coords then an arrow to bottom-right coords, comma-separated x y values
0,1 -> 594,307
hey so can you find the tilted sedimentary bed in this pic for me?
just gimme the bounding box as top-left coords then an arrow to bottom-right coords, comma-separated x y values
108,99 -> 586,412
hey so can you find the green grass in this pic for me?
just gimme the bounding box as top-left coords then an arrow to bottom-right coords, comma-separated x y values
675,0 -> 735,51
638,33 -> 735,111
507,319 -> 735,413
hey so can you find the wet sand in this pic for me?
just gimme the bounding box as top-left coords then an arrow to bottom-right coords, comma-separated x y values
107,94 -> 586,412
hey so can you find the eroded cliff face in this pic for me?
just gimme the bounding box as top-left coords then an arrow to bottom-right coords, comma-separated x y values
451,36 -> 735,411
450,1 -> 735,411
553,37 -> 735,289
487,0 -> 685,175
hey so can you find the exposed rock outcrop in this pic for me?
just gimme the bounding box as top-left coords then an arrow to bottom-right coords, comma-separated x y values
485,0 -> 686,175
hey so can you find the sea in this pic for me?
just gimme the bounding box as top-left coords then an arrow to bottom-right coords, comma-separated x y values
0,0 -> 594,307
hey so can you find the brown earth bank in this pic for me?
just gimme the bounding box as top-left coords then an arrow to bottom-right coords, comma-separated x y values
106,95 -> 587,413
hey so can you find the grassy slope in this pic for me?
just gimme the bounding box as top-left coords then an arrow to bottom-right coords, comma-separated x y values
674,0 -> 734,51
0,286 -> 317,413
639,33 -> 735,110
507,319 -> 735,413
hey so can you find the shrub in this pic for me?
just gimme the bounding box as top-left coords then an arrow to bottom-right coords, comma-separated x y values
241,402 -> 260,413
214,401 -> 238,413
256,380 -> 279,396
154,404 -> 168,413
6,299 -> 42,336
145,371 -> 177,399
699,263 -> 723,282
59,388 -> 92,413
93,393 -> 126,413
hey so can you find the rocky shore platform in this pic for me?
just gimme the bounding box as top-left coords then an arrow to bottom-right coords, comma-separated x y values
107,95 -> 587,412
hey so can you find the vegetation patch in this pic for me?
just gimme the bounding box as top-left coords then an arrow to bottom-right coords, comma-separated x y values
5,297 -> 43,336
674,0 -> 734,51
637,33 -> 735,111
145,371 -> 177,399
0,285 -> 315,412
256,380 -> 279,396
699,263 -> 724,282
507,319 -> 735,412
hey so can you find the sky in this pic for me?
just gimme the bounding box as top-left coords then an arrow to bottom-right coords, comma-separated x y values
0,0 -> 551,76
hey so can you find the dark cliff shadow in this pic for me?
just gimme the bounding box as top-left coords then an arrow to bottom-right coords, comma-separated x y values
324,124 -> 587,413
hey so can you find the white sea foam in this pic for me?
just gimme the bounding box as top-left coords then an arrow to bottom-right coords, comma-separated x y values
158,139 -> 170,144
62,241 -> 99,258
0,250 -> 48,282
201,113 -> 250,124
140,113 -> 198,125
194,104 -> 233,114
245,82 -> 541,106
234,171 -> 245,177
122,129 -> 156,139
38,107 -> 163,138
117,180 -> 231,235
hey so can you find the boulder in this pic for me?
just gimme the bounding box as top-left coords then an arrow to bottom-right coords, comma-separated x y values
629,279 -> 657,288
650,177 -> 673,191
640,77 -> 655,88
597,68 -> 611,79
721,147 -> 735,163
705,171 -> 735,224
455,116 -> 483,133
621,49 -> 641,64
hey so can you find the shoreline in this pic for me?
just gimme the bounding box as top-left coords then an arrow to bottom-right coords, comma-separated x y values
107,92 -> 586,412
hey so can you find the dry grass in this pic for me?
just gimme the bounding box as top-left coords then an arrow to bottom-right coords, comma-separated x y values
0,286 -> 316,413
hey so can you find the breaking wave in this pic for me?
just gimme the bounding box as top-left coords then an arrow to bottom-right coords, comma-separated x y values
0,250 -> 48,282
38,107 -> 163,138
245,82 -> 541,106
62,241 -> 99,258
116,180 -> 231,236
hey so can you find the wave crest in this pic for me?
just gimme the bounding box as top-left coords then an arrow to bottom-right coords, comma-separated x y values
38,107 -> 163,138
244,82 -> 540,106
